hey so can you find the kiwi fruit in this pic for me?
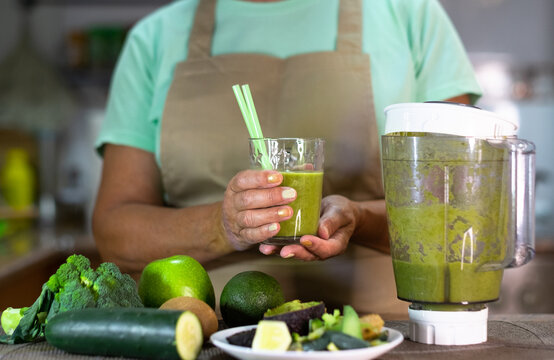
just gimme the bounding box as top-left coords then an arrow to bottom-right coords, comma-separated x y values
160,296 -> 218,339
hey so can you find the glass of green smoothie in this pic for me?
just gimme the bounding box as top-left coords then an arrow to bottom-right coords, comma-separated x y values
249,138 -> 324,246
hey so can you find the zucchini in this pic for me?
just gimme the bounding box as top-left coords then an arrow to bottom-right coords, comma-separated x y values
302,333 -> 330,351
327,330 -> 370,350
45,307 -> 203,360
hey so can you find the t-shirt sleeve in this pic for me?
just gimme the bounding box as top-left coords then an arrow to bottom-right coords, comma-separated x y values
95,25 -> 157,156
408,0 -> 482,104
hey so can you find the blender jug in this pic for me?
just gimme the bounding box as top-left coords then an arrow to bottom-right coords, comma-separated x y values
382,102 -> 535,345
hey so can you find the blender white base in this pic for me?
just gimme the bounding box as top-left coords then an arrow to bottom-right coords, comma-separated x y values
408,307 -> 488,345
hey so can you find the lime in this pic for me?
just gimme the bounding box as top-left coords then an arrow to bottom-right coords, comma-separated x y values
1,307 -> 26,336
175,311 -> 203,360
220,271 -> 285,328
252,320 -> 292,351
138,255 -> 215,309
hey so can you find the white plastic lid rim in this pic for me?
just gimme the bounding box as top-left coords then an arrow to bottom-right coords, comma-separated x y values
408,307 -> 488,345
384,102 -> 518,138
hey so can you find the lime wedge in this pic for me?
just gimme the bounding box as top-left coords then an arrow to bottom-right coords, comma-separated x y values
252,320 -> 292,351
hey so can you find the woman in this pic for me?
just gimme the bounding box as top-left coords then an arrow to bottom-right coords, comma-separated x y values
93,0 -> 480,314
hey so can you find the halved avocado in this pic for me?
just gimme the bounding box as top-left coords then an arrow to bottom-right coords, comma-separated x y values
263,300 -> 325,335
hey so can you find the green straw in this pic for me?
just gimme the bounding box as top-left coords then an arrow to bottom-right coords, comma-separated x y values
232,85 -> 252,132
241,84 -> 263,138
232,84 -> 272,169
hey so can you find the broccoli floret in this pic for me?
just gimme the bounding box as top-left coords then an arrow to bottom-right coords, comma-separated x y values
46,254 -> 92,294
95,261 -> 122,279
57,281 -> 96,312
49,263 -> 80,290
66,254 -> 91,273
79,267 -> 98,288
46,274 -> 59,293
93,262 -> 143,308
47,263 -> 81,303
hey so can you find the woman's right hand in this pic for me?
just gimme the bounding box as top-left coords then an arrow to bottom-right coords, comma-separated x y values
221,169 -> 297,250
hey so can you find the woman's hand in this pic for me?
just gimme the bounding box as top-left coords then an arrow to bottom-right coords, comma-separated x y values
259,195 -> 359,260
221,169 -> 297,250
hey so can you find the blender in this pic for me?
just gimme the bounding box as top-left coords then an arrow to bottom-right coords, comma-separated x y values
382,102 -> 535,345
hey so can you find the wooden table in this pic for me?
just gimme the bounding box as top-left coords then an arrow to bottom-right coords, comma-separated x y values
1,314 -> 553,360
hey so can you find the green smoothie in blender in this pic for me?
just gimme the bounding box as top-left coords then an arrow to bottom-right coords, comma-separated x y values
381,102 -> 535,345
382,134 -> 509,306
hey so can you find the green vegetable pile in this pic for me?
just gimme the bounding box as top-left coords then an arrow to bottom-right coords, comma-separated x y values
0,254 -> 143,344
289,305 -> 388,351
236,304 -> 389,352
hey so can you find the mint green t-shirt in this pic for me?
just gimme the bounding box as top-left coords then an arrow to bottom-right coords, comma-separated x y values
96,0 -> 482,162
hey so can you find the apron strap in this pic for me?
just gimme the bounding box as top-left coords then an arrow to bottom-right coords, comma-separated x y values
336,0 -> 363,54
187,0 -> 364,60
188,0 -> 216,60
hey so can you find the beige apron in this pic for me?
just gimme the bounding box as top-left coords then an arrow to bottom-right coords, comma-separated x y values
160,0 -> 405,316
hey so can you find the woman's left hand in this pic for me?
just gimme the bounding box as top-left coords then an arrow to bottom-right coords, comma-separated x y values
259,195 -> 359,261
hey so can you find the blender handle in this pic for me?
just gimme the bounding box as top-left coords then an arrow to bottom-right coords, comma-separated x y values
488,138 -> 536,268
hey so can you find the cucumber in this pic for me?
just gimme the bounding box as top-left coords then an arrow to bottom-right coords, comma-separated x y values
327,330 -> 370,350
45,307 -> 203,360
302,333 -> 330,351
341,305 -> 363,339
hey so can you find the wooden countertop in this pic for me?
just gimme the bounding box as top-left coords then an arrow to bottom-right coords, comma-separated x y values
1,314 -> 553,360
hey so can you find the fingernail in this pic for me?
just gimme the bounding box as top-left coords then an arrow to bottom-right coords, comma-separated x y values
284,253 -> 295,259
301,239 -> 312,247
282,188 -> 296,199
260,247 -> 275,255
267,174 -> 280,183
268,223 -> 278,232
278,208 -> 290,217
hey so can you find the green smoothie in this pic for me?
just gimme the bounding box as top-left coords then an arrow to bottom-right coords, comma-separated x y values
382,134 -> 509,305
392,260 -> 503,304
275,171 -> 323,241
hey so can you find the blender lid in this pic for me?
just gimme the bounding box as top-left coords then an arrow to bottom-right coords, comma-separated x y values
384,102 -> 518,138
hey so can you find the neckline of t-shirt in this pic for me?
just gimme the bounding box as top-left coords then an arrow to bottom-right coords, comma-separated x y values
220,0 -> 323,16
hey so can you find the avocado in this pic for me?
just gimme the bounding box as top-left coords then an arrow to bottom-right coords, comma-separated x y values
226,328 -> 257,347
263,300 -> 325,335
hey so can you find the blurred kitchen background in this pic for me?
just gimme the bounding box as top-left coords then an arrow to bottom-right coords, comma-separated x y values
0,0 -> 552,313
